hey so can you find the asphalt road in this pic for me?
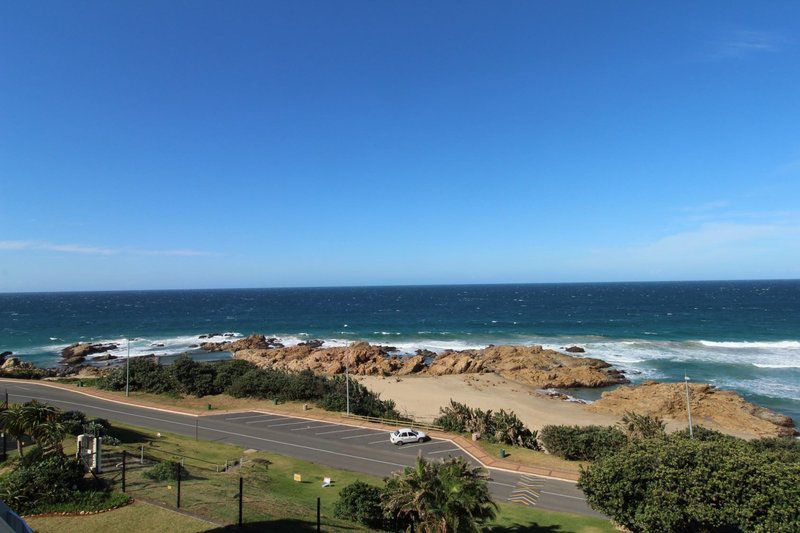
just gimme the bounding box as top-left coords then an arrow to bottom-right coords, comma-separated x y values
0,379 -> 599,517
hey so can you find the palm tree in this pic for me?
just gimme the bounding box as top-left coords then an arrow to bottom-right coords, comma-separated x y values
32,421 -> 67,455
0,404 -> 30,457
383,456 -> 497,532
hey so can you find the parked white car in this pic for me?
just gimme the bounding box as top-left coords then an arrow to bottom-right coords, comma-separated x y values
390,428 -> 428,445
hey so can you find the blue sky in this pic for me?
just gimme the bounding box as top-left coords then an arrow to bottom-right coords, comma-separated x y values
1,2 -> 799,291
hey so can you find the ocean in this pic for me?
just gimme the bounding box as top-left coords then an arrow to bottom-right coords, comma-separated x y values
1,281 -> 799,421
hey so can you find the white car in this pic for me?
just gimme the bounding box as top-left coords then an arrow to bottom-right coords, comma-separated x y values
390,428 -> 428,445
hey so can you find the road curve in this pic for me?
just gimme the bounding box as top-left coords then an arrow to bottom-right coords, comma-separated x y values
0,379 -> 600,517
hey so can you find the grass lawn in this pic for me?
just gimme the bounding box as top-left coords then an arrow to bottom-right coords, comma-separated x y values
25,501 -> 212,533
476,440 -> 588,476
487,503 -> 617,532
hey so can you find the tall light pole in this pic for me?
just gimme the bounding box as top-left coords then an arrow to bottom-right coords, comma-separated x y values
125,338 -> 131,398
684,373 -> 693,438
345,341 -> 350,416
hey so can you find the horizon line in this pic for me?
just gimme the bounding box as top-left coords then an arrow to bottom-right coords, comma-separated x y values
1,277 -> 799,296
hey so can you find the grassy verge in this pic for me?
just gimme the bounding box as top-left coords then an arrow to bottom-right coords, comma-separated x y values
487,503 -> 617,532
476,440 -> 587,476
26,500 -> 212,533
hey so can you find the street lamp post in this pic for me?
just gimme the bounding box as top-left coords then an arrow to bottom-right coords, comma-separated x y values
684,373 -> 693,438
125,338 -> 131,398
345,342 -> 350,416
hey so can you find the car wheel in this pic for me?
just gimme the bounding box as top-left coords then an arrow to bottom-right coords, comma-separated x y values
398,441 -> 405,446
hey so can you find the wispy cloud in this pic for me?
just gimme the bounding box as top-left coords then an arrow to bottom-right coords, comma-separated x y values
575,216 -> 800,279
0,240 -> 216,257
706,30 -> 789,60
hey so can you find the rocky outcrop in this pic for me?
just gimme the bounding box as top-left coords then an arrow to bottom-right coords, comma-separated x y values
61,342 -> 118,360
201,334 -> 284,353
0,351 -> 12,358
565,346 -> 585,353
225,337 -> 628,388
589,381 -> 798,438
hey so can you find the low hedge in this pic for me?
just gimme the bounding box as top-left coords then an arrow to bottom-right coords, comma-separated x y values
539,425 -> 627,461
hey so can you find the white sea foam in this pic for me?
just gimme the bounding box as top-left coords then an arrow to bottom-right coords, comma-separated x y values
696,340 -> 800,349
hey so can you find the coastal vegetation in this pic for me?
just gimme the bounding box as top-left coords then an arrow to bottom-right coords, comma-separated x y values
539,425 -> 628,461
334,456 -> 497,532
96,354 -> 403,419
433,400 -> 539,449
578,427 -> 800,532
0,401 -> 130,515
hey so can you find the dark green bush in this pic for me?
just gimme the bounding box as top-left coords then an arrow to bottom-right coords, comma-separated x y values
212,359 -> 255,392
0,454 -> 86,514
144,460 -> 188,482
58,410 -> 87,436
333,481 -> 386,529
171,354 -> 219,397
539,425 -> 627,460
319,375 -> 402,419
97,357 -> 179,395
579,433 -> 800,532
433,401 -> 538,449
97,354 -> 402,418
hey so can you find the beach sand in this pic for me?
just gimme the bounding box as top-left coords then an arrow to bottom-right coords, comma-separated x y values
356,373 -> 620,429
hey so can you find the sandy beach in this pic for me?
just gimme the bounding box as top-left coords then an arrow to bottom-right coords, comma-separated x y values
357,373 -> 621,429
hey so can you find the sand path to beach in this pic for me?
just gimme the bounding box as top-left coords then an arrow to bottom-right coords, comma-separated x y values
357,373 -> 620,429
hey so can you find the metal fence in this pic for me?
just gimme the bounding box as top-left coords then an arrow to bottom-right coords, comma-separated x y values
97,444 -> 343,531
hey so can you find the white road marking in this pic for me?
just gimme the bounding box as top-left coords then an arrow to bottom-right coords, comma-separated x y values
541,490 -> 585,501
245,417 -> 289,425
289,424 -> 339,431
267,420 -> 321,428
340,431 -> 385,440
315,427 -> 367,435
224,413 -> 272,421
426,448 -> 461,455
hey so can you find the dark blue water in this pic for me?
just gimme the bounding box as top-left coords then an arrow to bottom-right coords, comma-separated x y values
1,281 -> 798,419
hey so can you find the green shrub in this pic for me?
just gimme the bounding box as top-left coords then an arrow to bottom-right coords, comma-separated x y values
58,410 -> 87,436
319,375 -> 402,419
213,359 -> 254,392
579,433 -> 800,532
433,401 -> 538,449
0,454 -> 86,514
618,411 -> 666,439
333,481 -> 386,529
97,357 -> 179,395
171,354 -> 219,397
97,353 -> 402,418
144,460 -> 188,481
539,425 -> 627,460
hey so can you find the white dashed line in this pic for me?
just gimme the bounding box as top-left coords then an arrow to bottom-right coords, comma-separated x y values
289,424 -> 339,432
426,448 -> 461,455
315,427 -> 368,435
340,431 -> 385,440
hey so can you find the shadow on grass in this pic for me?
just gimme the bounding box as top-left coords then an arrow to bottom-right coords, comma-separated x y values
109,425 -> 152,444
206,519 -> 360,532
487,525 -> 563,532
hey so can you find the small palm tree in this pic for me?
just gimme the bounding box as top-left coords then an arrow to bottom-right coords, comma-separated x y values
32,421 -> 67,455
383,456 -> 497,532
0,404 -> 30,457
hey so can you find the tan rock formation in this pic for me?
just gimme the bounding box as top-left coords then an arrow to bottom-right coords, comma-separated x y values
223,336 -> 628,388
588,380 -> 797,438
